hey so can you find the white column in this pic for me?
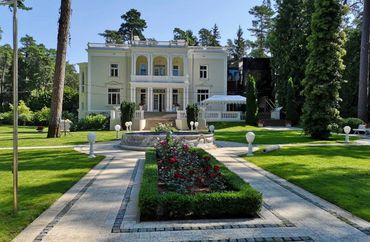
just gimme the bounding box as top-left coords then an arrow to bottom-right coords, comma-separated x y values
130,87 -> 134,102
169,88 -> 173,111
133,87 -> 136,104
183,87 -> 186,110
148,87 -> 153,112
166,88 -> 170,111
149,54 -> 153,76
185,86 -> 189,108
167,55 -> 171,76
132,54 -> 135,75
146,87 -> 150,111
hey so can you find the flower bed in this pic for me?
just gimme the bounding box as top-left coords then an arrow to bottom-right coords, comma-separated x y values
139,136 -> 262,221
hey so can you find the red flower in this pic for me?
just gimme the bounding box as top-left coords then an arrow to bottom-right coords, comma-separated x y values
174,172 -> 182,179
188,170 -> 195,175
160,140 -> 167,146
213,165 -> 220,172
204,165 -> 211,172
169,157 -> 177,164
210,172 -> 217,178
182,144 -> 190,151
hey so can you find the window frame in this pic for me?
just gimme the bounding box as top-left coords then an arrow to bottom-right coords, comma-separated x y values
200,65 -> 208,79
108,88 -> 121,105
197,89 -> 209,103
110,63 -> 119,77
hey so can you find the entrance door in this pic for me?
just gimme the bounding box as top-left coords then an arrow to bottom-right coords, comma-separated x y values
153,93 -> 165,112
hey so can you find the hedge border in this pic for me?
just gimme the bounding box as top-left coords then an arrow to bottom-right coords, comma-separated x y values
139,148 -> 262,221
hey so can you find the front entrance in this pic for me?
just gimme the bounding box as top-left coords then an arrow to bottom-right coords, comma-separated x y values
153,89 -> 166,112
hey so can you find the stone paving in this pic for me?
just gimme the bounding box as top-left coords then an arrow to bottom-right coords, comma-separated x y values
12,141 -> 370,242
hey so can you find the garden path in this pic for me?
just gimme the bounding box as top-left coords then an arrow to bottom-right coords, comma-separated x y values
12,141 -> 370,242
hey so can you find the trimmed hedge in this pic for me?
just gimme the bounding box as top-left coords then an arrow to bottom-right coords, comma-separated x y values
139,148 -> 262,221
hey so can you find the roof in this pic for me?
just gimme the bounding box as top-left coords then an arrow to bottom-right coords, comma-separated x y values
201,95 -> 246,105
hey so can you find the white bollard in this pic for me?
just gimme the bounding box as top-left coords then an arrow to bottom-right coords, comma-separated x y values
87,132 -> 96,158
246,132 -> 256,156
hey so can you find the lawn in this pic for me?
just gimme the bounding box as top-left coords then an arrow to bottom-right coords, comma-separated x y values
245,146 -> 370,221
0,149 -> 104,241
210,122 -> 350,145
0,125 -> 117,148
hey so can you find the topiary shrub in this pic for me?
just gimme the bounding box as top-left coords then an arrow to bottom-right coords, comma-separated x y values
120,101 -> 136,127
186,104 -> 199,129
245,74 -> 258,125
77,113 -> 109,131
341,117 -> 365,132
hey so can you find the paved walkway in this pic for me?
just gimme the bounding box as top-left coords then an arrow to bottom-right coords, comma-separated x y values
13,141 -> 370,242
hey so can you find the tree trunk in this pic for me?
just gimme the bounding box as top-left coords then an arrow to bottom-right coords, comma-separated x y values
358,0 -> 370,122
47,0 -> 71,138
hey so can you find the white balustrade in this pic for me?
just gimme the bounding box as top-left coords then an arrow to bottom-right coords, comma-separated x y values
177,110 -> 187,120
135,110 -> 144,120
202,111 -> 242,122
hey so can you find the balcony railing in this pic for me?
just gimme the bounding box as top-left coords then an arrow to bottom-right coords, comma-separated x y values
131,75 -> 186,83
88,40 -> 187,49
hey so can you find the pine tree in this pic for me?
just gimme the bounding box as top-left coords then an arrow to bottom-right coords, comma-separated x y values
210,24 -> 221,46
302,0 -> 346,139
227,26 -> 246,66
246,75 -> 258,125
118,9 -> 147,43
248,0 -> 274,57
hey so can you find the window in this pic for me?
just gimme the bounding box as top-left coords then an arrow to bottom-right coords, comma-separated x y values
173,89 -> 178,106
108,88 -> 121,105
154,65 -> 166,76
81,72 -> 85,93
140,64 -> 147,75
140,89 -> 146,105
200,65 -> 208,79
197,89 -> 209,103
110,64 -> 119,77
173,65 -> 179,76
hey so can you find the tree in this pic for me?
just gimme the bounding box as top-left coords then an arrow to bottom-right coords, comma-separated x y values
118,9 -> 147,43
269,0 -> 314,110
358,0 -> 369,122
245,75 -> 258,125
0,44 -> 12,112
48,0 -> 72,138
286,78 -> 299,124
198,28 -> 213,46
302,0 -> 346,139
227,26 -> 247,66
99,30 -> 123,44
248,0 -> 274,57
173,28 -> 198,46
210,24 -> 221,46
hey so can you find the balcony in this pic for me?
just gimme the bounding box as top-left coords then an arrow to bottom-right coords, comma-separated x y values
131,75 -> 186,83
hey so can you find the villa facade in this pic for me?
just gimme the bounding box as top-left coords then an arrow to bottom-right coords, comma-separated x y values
78,40 -> 228,119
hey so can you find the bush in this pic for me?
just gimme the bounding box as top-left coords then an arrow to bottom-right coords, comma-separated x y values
186,104 -> 199,129
33,107 -> 51,126
77,114 -> 109,131
341,117 -> 365,132
154,123 -> 175,132
120,101 -> 136,127
139,148 -> 262,221
0,111 -> 12,124
245,75 -> 258,125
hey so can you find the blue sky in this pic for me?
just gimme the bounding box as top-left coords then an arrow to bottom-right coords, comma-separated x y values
0,0 -> 262,65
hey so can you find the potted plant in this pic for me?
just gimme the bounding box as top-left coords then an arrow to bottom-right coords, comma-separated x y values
36,126 -> 44,133
257,120 -> 264,127
285,120 -> 292,127
139,102 -> 145,111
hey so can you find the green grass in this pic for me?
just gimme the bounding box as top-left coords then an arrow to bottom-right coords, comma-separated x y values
245,146 -> 370,221
210,122 -> 351,145
0,125 -> 117,148
0,149 -> 104,241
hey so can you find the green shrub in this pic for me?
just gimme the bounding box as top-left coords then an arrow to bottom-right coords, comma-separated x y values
33,107 -> 51,126
341,117 -> 365,132
139,148 -> 262,221
120,101 -> 136,127
77,114 -> 109,131
0,111 -> 12,124
245,75 -> 258,125
186,104 -> 199,129
154,122 -> 175,132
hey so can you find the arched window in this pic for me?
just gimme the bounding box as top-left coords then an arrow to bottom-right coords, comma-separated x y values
136,55 -> 148,75
153,56 -> 167,76
172,57 -> 184,76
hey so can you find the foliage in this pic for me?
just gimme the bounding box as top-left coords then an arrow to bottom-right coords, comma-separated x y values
154,123 -> 175,132
0,149 -> 103,242
120,101 -> 136,127
118,9 -> 147,42
14,100 -> 34,125
186,104 -> 199,129
286,78 -> 299,124
227,26 -> 247,66
340,117 -> 365,131
269,0 -> 314,110
198,24 -> 221,47
99,30 -> 123,44
248,0 -> 274,57
33,106 -> 51,126
173,28 -> 198,46
0,111 -> 12,124
139,148 -> 262,220
245,75 -> 258,125
77,114 -> 109,131
63,86 -> 79,114
302,0 -> 346,139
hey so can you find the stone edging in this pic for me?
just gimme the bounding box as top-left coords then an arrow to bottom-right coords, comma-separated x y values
184,236 -> 315,242
236,157 -> 370,236
33,156 -> 115,242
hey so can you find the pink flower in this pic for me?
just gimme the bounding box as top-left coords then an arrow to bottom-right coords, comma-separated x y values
182,144 -> 190,151
169,157 -> 177,164
160,140 -> 167,146
213,165 -> 220,172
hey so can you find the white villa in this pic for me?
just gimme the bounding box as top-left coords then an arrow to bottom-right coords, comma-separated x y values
78,39 -> 228,121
